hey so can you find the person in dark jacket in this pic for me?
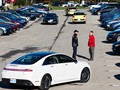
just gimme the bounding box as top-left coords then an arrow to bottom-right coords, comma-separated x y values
88,31 -> 95,61
72,30 -> 79,60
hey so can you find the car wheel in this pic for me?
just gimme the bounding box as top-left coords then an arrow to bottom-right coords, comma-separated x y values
39,75 -> 52,90
80,68 -> 90,83
0,29 -> 3,36
117,36 -> 120,42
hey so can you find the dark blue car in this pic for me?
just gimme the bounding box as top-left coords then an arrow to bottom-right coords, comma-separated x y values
0,12 -> 27,28
100,8 -> 120,21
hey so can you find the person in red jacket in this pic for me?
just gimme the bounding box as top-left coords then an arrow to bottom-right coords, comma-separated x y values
88,31 -> 95,61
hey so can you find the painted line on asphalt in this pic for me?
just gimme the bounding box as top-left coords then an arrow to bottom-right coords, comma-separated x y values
104,65 -> 115,67
48,16 -> 69,51
109,84 -> 120,87
106,70 -> 120,72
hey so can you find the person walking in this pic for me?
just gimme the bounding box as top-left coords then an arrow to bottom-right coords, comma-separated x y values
72,30 -> 79,60
88,31 -> 95,61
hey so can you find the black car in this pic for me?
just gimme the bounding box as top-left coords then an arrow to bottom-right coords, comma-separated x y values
107,29 -> 120,42
42,13 -> 58,24
112,41 -> 120,53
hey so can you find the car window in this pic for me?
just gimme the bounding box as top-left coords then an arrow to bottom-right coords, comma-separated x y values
43,56 -> 59,65
11,55 -> 42,65
57,55 -> 75,63
74,12 -> 85,15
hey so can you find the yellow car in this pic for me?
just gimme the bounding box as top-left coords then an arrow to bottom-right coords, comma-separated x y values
72,11 -> 86,24
65,7 -> 77,16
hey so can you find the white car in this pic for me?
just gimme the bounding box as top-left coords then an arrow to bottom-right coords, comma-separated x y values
89,2 -> 108,11
2,52 -> 91,90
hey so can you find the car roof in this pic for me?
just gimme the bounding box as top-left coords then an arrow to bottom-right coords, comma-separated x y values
27,52 -> 57,57
0,12 -> 11,14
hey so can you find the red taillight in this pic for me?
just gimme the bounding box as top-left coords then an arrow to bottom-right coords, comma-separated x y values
3,68 -> 33,72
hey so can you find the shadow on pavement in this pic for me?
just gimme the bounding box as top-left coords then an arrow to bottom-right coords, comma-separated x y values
0,47 -> 39,60
114,74 -> 120,80
115,63 -> 120,67
102,41 -> 113,44
105,51 -> 119,56
0,81 -> 38,89
77,54 -> 89,60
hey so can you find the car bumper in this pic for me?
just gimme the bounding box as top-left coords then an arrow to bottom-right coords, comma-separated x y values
107,35 -> 115,42
72,19 -> 86,23
2,78 -> 34,86
43,20 -> 57,24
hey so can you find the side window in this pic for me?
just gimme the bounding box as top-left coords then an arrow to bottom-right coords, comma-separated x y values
58,55 -> 75,63
43,56 -> 59,65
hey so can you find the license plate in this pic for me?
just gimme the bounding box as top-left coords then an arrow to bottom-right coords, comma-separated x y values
10,79 -> 16,83
48,20 -> 53,23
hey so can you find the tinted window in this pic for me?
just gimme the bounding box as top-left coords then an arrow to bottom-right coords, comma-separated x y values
43,56 -> 59,65
74,12 -> 85,15
11,55 -> 43,65
57,55 -> 75,63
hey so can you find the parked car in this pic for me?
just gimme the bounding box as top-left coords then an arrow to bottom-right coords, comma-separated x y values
32,4 -> 49,11
106,19 -> 120,30
72,11 -> 86,24
91,3 -> 119,15
0,24 -> 14,35
2,52 -> 91,90
0,15 -> 20,30
8,9 -> 30,22
111,22 -> 120,30
108,21 -> 120,31
89,2 -> 108,11
0,12 -> 27,28
112,41 -> 120,53
100,8 -> 120,21
100,6 -> 117,15
16,9 -> 38,20
65,7 -> 77,16
0,20 -> 17,32
20,6 -> 48,17
62,1 -> 79,7
52,1 -> 63,6
103,13 -> 120,27
107,29 -> 120,42
42,13 -> 58,24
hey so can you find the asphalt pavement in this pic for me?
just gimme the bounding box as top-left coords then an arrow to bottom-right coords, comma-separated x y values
0,9 -> 120,90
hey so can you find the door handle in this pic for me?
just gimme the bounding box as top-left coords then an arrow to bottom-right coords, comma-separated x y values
65,64 -> 68,66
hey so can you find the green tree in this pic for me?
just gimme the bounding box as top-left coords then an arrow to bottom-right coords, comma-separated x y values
116,0 -> 120,3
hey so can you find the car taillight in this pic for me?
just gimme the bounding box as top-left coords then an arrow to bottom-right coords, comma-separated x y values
10,20 -> 15,23
3,68 -> 33,72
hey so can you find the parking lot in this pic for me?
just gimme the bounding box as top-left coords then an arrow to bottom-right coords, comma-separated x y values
0,9 -> 120,90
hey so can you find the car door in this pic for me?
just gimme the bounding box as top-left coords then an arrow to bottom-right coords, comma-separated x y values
58,55 -> 79,81
42,55 -> 65,82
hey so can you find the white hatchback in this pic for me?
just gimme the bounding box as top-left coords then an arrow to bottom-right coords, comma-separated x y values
2,52 -> 91,90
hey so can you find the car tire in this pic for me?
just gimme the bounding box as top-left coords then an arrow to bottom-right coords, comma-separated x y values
39,74 -> 52,90
0,29 -> 3,36
117,36 -> 120,42
80,68 -> 90,83
84,21 -> 86,24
